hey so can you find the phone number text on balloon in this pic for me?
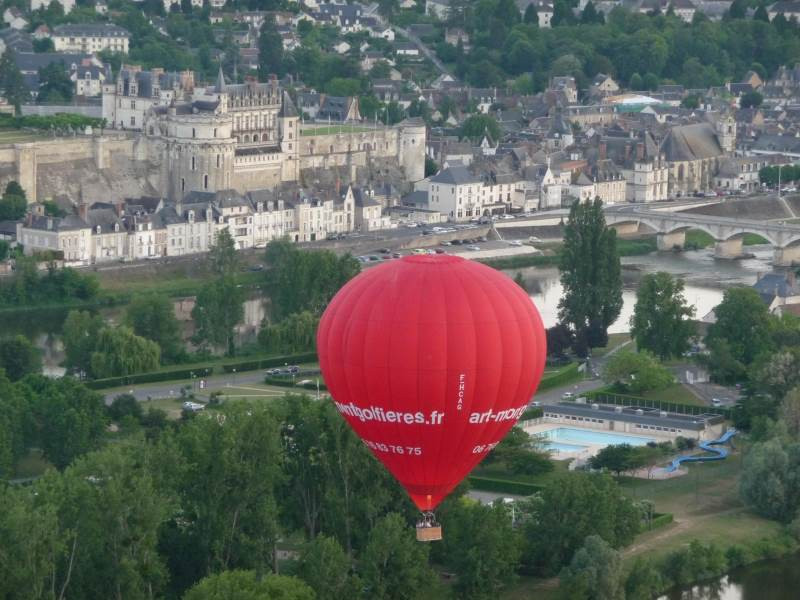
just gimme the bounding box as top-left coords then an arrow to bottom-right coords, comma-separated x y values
363,439 -> 422,455
472,442 -> 500,454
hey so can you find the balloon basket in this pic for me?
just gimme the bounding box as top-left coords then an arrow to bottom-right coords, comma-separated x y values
416,512 -> 442,542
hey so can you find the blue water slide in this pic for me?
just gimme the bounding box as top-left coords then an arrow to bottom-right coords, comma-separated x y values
664,428 -> 738,473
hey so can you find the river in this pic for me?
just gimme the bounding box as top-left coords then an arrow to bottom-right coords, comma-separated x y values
0,244 -> 777,373
512,245 -> 775,331
660,555 -> 800,600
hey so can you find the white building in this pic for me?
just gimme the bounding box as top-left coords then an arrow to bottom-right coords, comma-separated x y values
424,165 -> 519,221
102,66 -> 194,130
52,23 -> 130,54
31,0 -> 75,13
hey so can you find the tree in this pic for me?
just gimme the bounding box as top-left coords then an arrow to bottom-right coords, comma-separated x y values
558,198 -> 622,349
603,350 -> 674,393
552,0 -> 576,26
0,49 -> 27,114
523,2 -> 539,25
37,61 -> 73,103
624,558 -> 664,600
753,4 -> 769,21
740,90 -> 763,108
62,309 -> 104,376
33,37 -> 55,53
559,535 -> 624,600
0,335 -> 40,381
360,513 -> 434,600
0,240 -> 8,261
581,1 -> 603,25
522,473 -> 639,575
642,72 -> 659,91
485,426 -> 553,476
90,326 -> 161,379
705,287 -> 774,379
631,272 -> 695,359
740,438 -> 800,522
126,293 -> 184,363
297,535 -> 361,600
629,72 -> 643,90
258,17 -> 284,79
546,324 -> 573,357
728,0 -> 746,19
41,442 -> 174,600
258,310 -> 318,353
107,393 -> 143,422
183,571 -> 314,600
20,375 -> 107,469
441,499 -> 522,599
192,230 -> 245,355
162,403 -> 282,591
0,185 -> 26,221
263,239 -> 360,321
681,95 -> 700,109
460,114 -> 501,143
589,444 -> 636,476
752,349 -> 800,400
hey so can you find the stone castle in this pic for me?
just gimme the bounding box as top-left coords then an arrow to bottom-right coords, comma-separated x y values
1,67 -> 426,205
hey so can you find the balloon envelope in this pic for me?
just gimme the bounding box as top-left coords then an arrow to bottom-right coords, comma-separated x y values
317,254 -> 547,511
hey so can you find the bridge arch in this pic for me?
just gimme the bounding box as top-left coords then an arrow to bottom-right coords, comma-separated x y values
720,231 -> 777,247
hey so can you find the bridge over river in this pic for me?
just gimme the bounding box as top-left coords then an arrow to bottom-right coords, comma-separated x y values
604,206 -> 800,265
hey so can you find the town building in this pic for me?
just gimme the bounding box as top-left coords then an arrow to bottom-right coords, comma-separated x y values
51,23 -> 130,54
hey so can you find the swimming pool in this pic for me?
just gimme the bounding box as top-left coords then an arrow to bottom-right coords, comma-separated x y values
539,427 -> 656,454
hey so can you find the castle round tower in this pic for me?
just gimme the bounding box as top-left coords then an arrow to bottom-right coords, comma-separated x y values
398,117 -> 427,183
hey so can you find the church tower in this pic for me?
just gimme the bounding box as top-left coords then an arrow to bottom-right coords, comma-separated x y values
716,114 -> 736,154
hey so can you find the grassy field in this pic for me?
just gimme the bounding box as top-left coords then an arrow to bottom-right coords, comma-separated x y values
591,332 -> 632,358
684,229 -> 770,249
639,382 -> 705,406
0,129 -> 48,144
300,125 -> 373,136
619,454 -> 782,562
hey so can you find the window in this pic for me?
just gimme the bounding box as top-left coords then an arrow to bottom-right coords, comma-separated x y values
130,100 -> 135,109
191,157 -> 195,171
203,174 -> 208,189
130,116 -> 135,126
216,154 -> 220,168
192,128 -> 196,138
213,128 -> 217,138
181,177 -> 185,192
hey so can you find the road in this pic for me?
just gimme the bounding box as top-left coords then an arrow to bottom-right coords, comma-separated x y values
393,25 -> 452,77
103,369 -> 269,404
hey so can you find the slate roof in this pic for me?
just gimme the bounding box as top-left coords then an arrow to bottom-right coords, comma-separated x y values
753,272 -> 800,303
428,164 -> 481,185
27,214 -> 89,232
659,123 -> 723,162
52,23 -> 130,38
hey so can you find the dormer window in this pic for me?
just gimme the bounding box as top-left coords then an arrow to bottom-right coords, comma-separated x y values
114,223 -> 120,232
96,225 -> 101,234
188,210 -> 195,222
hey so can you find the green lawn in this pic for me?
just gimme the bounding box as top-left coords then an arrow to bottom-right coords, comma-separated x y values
300,125 -> 373,136
639,382 -> 705,406
592,333 -> 632,358
0,129 -> 48,144
472,457 -> 571,487
684,229 -> 769,249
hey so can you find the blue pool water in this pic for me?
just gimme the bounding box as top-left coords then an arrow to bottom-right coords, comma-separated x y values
540,427 -> 655,453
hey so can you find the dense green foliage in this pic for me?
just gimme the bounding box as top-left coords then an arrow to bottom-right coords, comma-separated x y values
0,112 -> 105,131
0,260 -> 99,307
0,335 -> 41,381
559,535 -> 624,600
263,239 -> 360,320
602,349 -> 675,393
631,272 -> 695,359
183,571 -> 314,600
440,3 -> 800,92
522,472 -> 640,575
0,49 -> 25,114
37,61 -> 74,104
741,436 -> 800,522
90,326 -> 161,378
559,198 -> 622,353
0,180 -> 27,221
192,230 -> 245,355
126,293 -> 185,363
258,310 -> 318,353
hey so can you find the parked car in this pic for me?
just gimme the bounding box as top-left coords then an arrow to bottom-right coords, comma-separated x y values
467,245 -> 480,251
562,392 -> 575,400
711,398 -> 722,407
392,252 -> 402,258
379,248 -> 391,254
266,368 -> 282,376
435,248 -> 446,253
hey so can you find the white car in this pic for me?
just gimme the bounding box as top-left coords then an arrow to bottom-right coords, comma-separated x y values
508,240 -> 523,246
182,401 -> 205,412
562,392 -> 575,400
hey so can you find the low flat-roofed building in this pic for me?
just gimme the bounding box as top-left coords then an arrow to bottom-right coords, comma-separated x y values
538,401 -> 725,441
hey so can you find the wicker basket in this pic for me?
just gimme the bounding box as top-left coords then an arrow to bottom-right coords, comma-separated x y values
416,525 -> 443,542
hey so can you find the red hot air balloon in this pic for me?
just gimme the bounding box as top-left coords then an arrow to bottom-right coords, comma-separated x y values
317,254 -> 546,539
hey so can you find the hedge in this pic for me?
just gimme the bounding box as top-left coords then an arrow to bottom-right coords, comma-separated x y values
221,352 -> 318,373
86,351 -> 319,390
538,362 -> 581,392
584,390 -> 733,419
649,512 -> 674,531
86,367 -> 214,390
468,476 -> 544,496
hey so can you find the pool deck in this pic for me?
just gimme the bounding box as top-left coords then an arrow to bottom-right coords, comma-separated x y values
524,421 -> 659,461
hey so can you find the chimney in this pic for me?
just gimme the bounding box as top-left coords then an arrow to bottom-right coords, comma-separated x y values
636,143 -> 644,161
114,200 -> 124,217
77,202 -> 88,221
599,141 -> 607,160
